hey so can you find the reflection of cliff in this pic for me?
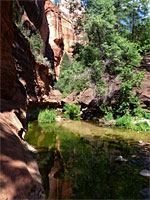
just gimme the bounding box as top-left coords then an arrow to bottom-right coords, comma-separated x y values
48,137 -> 73,200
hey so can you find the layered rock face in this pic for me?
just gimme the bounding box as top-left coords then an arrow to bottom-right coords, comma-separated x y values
0,1 -> 54,199
22,0 -> 84,79
45,0 -> 64,79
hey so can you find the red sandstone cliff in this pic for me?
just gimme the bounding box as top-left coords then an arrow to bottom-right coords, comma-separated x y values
0,1 -> 53,199
22,0 -> 84,79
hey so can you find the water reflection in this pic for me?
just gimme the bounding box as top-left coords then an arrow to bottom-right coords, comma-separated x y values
25,121 -> 149,199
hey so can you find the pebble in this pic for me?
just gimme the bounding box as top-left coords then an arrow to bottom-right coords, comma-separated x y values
140,169 -> 150,177
115,156 -> 127,162
138,140 -> 143,144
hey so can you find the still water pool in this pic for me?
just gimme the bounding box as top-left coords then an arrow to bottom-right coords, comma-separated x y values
25,120 -> 150,199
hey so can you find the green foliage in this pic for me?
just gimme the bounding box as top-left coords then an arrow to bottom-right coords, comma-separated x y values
14,10 -> 51,69
131,106 -> 150,119
143,112 -> 150,119
63,103 -> 81,120
134,121 -> 150,132
67,0 -> 148,118
116,115 -> 133,129
116,114 -> 150,132
54,53 -> 90,96
100,105 -> 114,121
27,32 -> 51,68
13,1 -> 24,23
104,112 -> 114,122
38,109 -> 57,123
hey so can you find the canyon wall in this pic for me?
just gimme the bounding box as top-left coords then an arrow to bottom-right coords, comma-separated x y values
0,1 -> 53,199
22,0 -> 84,79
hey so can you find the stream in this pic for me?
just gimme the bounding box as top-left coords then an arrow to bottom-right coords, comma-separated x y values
25,120 -> 150,199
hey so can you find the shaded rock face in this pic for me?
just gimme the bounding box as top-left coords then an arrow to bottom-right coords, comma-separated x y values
139,71 -> 150,109
0,1 -> 16,100
0,112 -> 46,200
20,0 -> 54,71
141,53 -> 150,72
0,1 -> 55,199
12,24 -> 53,112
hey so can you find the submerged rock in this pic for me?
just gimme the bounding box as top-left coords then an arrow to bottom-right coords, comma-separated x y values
140,169 -> 150,177
140,188 -> 150,199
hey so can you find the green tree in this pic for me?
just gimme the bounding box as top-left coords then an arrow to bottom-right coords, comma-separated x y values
68,0 -> 147,116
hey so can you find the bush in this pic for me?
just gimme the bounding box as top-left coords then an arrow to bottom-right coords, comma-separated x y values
38,109 -> 57,123
63,103 -> 81,120
14,16 -> 51,69
132,106 -> 150,119
54,56 -> 90,96
142,111 -> 150,119
104,112 -> 114,122
116,115 -> 133,129
134,121 -> 150,132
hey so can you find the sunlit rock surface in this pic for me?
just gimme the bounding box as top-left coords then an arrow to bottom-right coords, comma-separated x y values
21,0 -> 85,79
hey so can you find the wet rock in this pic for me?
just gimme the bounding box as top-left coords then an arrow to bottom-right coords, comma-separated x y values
140,188 -> 150,199
140,169 -> 150,177
138,140 -> 143,144
115,156 -> 127,162
99,118 -> 105,127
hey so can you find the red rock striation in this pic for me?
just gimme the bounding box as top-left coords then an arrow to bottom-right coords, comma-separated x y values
45,0 -> 64,79
0,1 -> 54,199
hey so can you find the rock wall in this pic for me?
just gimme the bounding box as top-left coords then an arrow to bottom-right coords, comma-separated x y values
22,0 -> 84,79
0,1 -> 54,199
1,1 -> 16,100
45,0 -> 64,79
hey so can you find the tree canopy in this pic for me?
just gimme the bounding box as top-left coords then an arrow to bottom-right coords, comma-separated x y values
56,0 -> 150,117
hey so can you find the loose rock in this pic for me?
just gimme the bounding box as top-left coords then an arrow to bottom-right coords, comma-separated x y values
115,155 -> 127,162
140,169 -> 150,177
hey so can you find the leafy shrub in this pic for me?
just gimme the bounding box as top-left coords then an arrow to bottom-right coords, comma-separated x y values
63,103 -> 81,120
116,115 -> 133,129
132,106 -> 150,119
104,112 -> 114,122
134,121 -> 150,132
143,112 -> 150,119
54,56 -> 90,96
38,109 -> 57,123
14,15 -> 51,69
